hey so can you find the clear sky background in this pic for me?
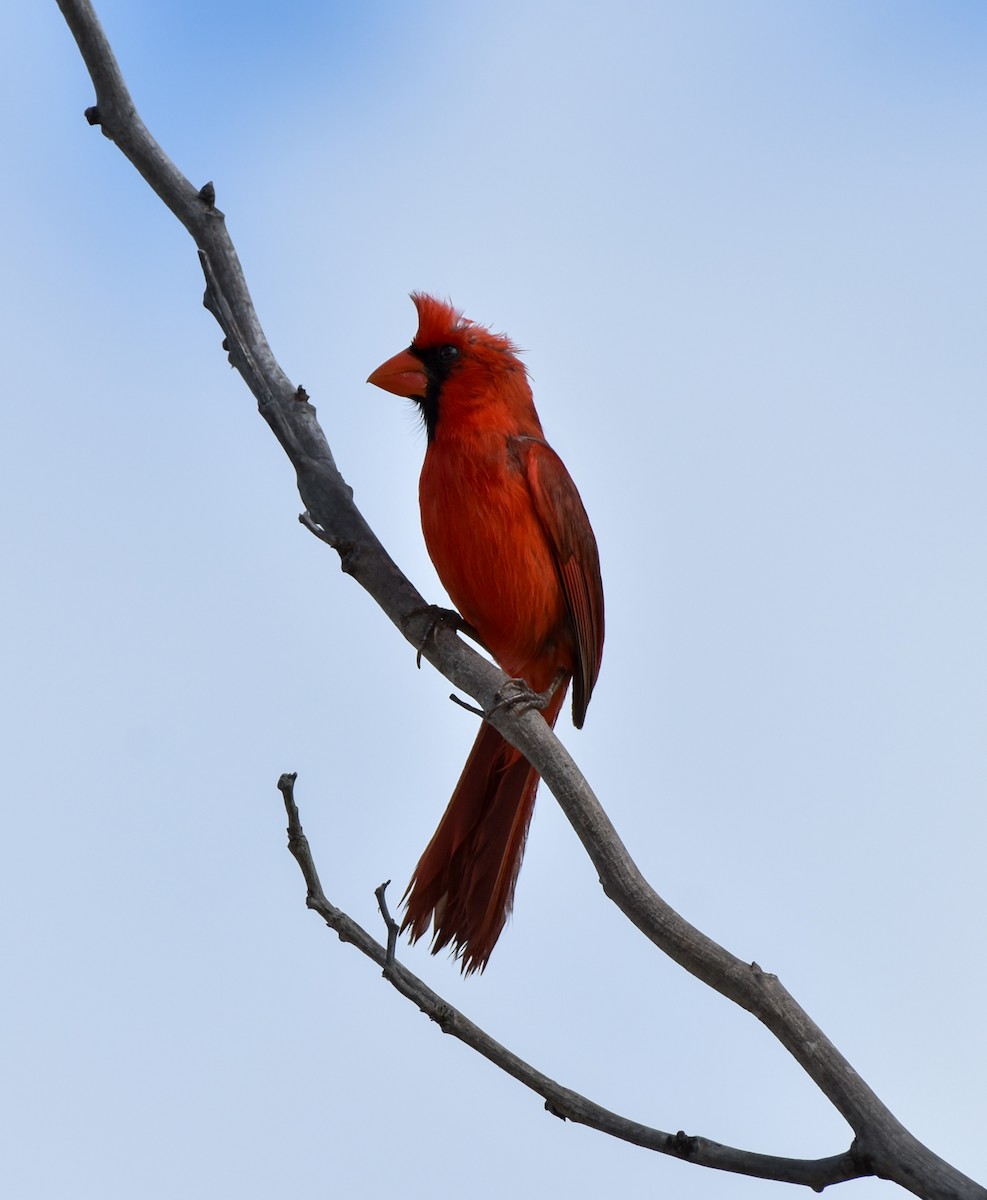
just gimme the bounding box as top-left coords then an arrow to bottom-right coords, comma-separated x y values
4,3 -> 985,1198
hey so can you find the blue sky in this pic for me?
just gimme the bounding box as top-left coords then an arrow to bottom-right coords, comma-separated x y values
3,4 -> 985,1198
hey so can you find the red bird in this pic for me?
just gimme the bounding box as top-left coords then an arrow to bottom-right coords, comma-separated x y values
368,294 -> 604,973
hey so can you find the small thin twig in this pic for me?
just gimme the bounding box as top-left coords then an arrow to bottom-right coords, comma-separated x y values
278,772 -> 327,911
449,693 -> 485,717
299,510 -> 334,545
374,881 -> 399,969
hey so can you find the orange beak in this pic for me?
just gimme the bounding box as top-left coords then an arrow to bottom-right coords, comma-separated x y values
367,348 -> 428,399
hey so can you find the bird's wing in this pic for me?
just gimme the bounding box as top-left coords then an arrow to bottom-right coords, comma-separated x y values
511,435 -> 604,727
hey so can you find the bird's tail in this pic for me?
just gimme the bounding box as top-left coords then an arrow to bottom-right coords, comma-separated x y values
401,686 -> 567,974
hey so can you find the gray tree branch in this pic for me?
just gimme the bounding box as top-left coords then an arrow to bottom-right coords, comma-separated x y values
278,773 -> 864,1191
54,2 -> 984,1197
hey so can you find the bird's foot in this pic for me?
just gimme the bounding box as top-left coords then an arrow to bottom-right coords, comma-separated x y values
489,669 -> 566,719
402,604 -> 486,668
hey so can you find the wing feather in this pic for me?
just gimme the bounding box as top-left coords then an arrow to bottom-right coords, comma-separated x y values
512,436 -> 604,727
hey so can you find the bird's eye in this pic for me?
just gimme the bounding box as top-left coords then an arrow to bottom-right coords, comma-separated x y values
437,344 -> 460,365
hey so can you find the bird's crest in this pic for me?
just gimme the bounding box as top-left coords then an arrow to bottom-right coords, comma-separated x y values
410,292 -> 520,359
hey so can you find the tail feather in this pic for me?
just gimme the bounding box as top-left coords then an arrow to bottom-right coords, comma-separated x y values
402,687 -> 566,974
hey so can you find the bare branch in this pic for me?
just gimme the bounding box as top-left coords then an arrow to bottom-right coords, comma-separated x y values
279,774 -> 866,1191
55,4 -> 986,1197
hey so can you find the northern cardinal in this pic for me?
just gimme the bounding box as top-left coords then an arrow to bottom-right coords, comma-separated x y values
368,294 -> 604,972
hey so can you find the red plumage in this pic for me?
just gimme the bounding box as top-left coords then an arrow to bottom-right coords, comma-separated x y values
368,294 -> 604,972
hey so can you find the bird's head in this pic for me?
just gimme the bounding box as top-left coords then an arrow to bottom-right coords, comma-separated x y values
367,294 -> 536,442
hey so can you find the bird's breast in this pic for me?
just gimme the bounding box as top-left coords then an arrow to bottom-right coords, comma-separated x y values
419,431 -> 571,685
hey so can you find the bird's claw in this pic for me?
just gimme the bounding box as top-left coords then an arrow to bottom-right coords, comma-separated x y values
488,670 -> 566,719
402,604 -> 480,668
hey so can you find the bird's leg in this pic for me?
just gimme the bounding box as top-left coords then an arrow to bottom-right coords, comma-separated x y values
402,604 -> 488,668
488,668 -> 567,719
